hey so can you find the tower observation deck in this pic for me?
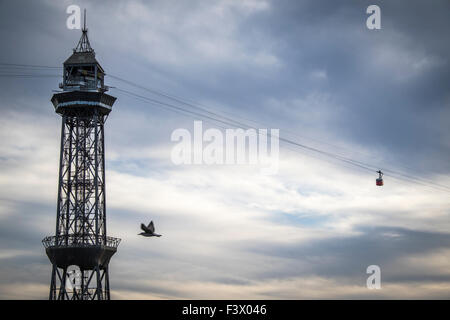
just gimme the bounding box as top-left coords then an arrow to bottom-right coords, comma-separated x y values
42,16 -> 120,300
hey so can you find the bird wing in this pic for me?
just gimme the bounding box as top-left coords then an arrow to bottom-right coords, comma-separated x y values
148,221 -> 155,233
141,223 -> 150,232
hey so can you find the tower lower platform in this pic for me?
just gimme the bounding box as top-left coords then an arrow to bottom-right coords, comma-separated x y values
42,235 -> 120,300
43,235 -> 120,270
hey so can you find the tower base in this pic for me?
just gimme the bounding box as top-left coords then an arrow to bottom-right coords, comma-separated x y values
49,264 -> 112,300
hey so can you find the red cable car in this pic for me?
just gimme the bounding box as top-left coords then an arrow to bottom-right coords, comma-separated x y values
376,170 -> 384,186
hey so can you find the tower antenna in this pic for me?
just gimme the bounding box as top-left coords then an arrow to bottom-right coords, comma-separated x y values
74,9 -> 93,53
83,8 -> 86,31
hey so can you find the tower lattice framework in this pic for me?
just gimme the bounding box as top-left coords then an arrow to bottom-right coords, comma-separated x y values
43,18 -> 120,300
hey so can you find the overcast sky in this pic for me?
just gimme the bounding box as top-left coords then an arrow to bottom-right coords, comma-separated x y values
0,0 -> 450,299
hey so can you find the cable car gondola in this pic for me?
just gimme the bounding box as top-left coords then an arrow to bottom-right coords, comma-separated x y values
376,170 -> 383,186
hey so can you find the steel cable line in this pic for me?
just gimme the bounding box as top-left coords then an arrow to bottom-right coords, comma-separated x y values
115,86 -> 374,172
280,143 -> 450,193
1,63 -> 440,177
108,73 -> 375,159
111,87 -> 450,194
0,74 -> 61,77
107,72 -> 425,176
113,87 -> 254,130
0,63 -> 62,77
0,63 -> 61,69
2,63 -> 450,192
113,87 -> 376,176
108,76 -> 379,168
114,87 -> 229,126
107,75 -> 450,192
116,85 -> 393,180
107,73 -> 450,189
111,84 -> 450,192
325,156 -> 450,192
0,65 -> 419,176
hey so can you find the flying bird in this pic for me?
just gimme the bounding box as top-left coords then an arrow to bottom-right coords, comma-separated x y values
138,221 -> 162,237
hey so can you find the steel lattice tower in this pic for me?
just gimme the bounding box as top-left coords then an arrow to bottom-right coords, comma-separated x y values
42,18 -> 120,300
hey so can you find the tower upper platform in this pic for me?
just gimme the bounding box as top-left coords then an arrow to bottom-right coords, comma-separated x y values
52,21 -> 116,116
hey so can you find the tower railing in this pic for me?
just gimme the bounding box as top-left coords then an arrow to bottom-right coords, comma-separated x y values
42,235 -> 121,249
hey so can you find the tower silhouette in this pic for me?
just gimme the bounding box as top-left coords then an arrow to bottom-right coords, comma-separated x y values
42,14 -> 120,300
